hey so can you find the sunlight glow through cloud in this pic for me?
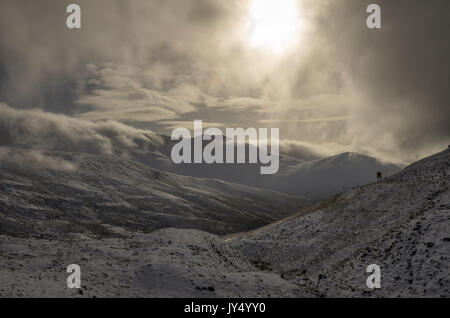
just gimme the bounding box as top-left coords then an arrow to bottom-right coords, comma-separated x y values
248,0 -> 303,53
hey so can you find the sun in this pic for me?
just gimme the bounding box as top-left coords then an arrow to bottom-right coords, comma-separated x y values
247,0 -> 303,53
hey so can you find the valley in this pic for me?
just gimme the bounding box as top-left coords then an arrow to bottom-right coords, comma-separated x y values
0,147 -> 448,297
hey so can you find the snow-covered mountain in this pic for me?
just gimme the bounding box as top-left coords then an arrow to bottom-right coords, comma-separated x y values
134,137 -> 403,200
0,104 -> 403,201
0,147 -> 308,238
267,152 -> 402,199
0,147 -> 447,297
0,104 -> 403,200
229,148 -> 450,297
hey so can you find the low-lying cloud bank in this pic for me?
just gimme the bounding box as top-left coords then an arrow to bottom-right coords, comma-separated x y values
0,102 -> 438,167
0,104 -> 163,159
0,103 -> 341,165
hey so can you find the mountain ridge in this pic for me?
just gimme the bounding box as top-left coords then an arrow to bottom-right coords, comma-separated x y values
0,146 -> 308,238
229,148 -> 449,297
0,147 -> 447,297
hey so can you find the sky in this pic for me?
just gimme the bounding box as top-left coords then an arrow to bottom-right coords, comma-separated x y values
0,0 -> 449,164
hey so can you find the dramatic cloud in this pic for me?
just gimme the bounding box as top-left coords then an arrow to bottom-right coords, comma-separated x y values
277,139 -> 344,161
76,63 -> 207,122
309,0 -> 450,162
0,103 -> 333,168
0,0 -> 448,163
0,104 -> 163,158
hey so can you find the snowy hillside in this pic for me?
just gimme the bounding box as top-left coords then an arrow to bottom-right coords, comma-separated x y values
0,229 -> 310,297
137,138 -> 403,200
0,147 -> 447,297
267,152 -> 402,199
229,148 -> 449,297
0,103 -> 403,200
0,147 -> 308,238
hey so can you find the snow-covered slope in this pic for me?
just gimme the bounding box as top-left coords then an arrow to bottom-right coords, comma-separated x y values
0,147 -> 447,298
0,147 -> 308,238
269,152 -> 402,199
0,104 -> 402,201
0,229 -> 310,297
229,148 -> 450,297
138,139 -> 402,200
